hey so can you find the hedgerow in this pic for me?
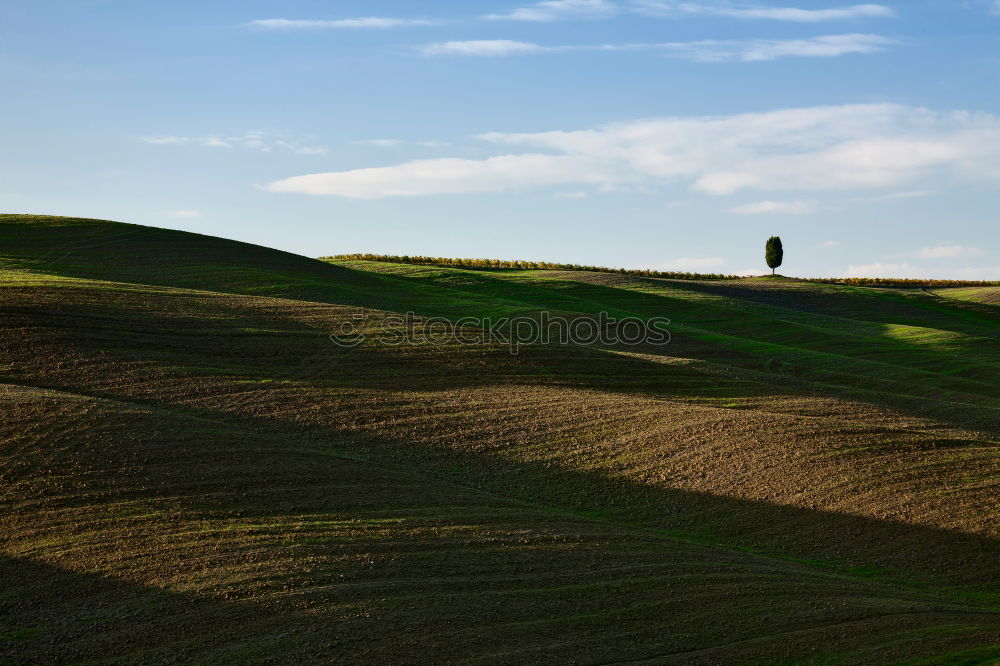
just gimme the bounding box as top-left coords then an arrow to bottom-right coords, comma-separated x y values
324,254 -> 743,281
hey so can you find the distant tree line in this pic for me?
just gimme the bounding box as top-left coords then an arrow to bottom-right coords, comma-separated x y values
323,254 -> 743,281
324,254 -> 1000,288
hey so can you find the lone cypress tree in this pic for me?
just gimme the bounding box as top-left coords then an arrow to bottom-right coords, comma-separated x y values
765,236 -> 783,275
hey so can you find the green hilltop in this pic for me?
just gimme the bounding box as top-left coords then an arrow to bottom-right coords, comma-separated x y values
1,215 -> 998,664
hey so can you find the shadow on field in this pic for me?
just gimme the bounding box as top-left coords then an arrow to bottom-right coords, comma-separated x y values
4,506 -> 999,665
0,556 -> 332,664
178,414 -> 1000,596
643,277 -> 1000,329
14,370 -> 989,599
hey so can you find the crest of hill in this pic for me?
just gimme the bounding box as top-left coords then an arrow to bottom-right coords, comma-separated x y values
0,214 -> 404,307
323,253 -> 745,281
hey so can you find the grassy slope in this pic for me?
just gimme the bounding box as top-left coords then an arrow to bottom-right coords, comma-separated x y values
933,287 -> 1000,306
1,216 -> 998,664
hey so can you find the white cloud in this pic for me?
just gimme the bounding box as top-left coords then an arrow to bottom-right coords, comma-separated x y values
673,33 -> 895,62
264,154 -> 618,198
554,190 -> 589,198
484,1 -> 894,22
168,210 -> 201,219
421,34 -> 896,61
264,104 -> 1000,199
143,132 -> 326,155
915,245 -> 984,259
728,200 -> 815,214
822,240 -> 841,247
485,0 -> 618,21
246,18 -> 438,30
422,40 -> 550,56
632,2 -> 895,22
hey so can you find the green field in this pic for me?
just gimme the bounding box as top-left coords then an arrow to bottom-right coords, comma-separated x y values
1,215 -> 998,664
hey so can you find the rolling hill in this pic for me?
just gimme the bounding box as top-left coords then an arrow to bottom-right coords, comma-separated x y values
1,215 -> 998,664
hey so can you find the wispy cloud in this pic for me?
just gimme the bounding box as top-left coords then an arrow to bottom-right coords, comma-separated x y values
422,40 -> 550,56
264,104 -> 1000,199
915,244 -> 984,259
168,210 -> 201,219
245,4 -> 896,28
483,1 -> 894,22
865,189 -> 933,201
485,0 -> 619,21
142,132 -> 327,155
667,33 -> 896,61
246,17 -> 439,30
265,154 -> 617,197
822,240 -> 842,247
353,139 -> 405,148
728,200 -> 815,214
142,136 -> 190,146
422,34 -> 896,61
632,2 -> 895,22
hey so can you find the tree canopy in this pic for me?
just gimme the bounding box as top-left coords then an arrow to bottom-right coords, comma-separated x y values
766,237 -> 783,275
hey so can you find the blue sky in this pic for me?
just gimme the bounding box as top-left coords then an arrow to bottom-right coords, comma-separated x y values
2,0 -> 999,278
